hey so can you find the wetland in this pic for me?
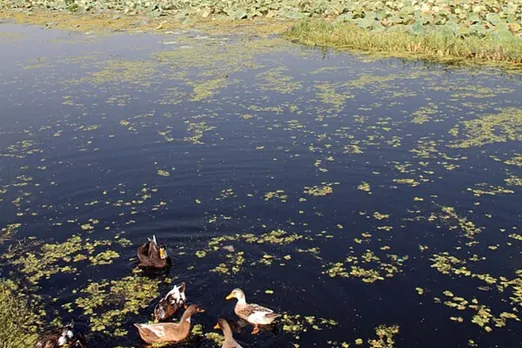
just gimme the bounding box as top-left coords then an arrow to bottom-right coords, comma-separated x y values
1,13 -> 522,348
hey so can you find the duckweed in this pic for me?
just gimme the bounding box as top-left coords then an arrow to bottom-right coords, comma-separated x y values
72,275 -> 160,336
4,235 -> 114,284
0,279 -> 41,346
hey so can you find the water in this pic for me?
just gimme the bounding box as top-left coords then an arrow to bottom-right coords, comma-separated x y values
1,22 -> 522,348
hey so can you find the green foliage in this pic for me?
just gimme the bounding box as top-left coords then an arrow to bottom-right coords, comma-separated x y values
0,280 -> 40,347
1,0 -> 521,39
286,19 -> 522,67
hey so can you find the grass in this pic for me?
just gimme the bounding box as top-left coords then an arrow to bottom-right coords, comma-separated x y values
285,20 -> 522,68
0,280 -> 40,347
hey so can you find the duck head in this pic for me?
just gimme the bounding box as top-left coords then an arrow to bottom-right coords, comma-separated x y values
225,288 -> 245,301
184,304 -> 205,315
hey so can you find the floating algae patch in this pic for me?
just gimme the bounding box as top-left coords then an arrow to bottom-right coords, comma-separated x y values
0,223 -> 21,244
281,313 -> 338,336
0,279 -> 41,347
194,229 -> 308,274
449,108 -> 522,148
369,325 -> 400,348
315,83 -> 351,110
326,249 -> 407,283
264,189 -> 288,202
505,154 -> 522,167
439,291 -> 519,332
71,275 -> 161,336
303,182 -> 336,196
72,60 -> 159,86
430,253 -> 522,331
430,252 -> 522,303
466,183 -> 514,197
435,206 -> 482,239
211,251 -> 245,275
3,235 -> 116,285
505,175 -> 522,186
256,67 -> 302,94
411,103 -> 440,125
190,77 -> 236,101
184,121 -> 216,144
205,331 -> 224,346
357,181 -> 371,193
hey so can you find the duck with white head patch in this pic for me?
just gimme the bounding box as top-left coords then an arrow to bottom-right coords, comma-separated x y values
135,304 -> 205,344
153,282 -> 187,322
226,288 -> 281,335
34,320 -> 88,348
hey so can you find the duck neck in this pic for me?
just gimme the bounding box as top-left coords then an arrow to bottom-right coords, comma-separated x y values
180,310 -> 193,324
221,322 -> 234,341
236,296 -> 247,305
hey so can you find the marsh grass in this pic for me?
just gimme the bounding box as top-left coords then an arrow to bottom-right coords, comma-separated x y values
286,20 -> 522,68
0,280 -> 39,347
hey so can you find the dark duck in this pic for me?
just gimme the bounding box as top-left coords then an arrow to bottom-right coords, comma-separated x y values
136,235 -> 171,270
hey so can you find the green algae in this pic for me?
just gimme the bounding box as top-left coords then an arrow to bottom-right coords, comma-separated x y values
303,184 -> 334,196
191,77 -> 235,101
449,108 -> 522,148
0,279 -> 41,347
71,275 -> 161,336
3,235 -> 117,285
369,325 -> 400,348
326,249 -> 406,283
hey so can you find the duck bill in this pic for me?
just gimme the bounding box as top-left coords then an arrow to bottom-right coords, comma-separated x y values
197,308 -> 206,313
225,293 -> 234,300
213,323 -> 220,330
159,249 -> 166,259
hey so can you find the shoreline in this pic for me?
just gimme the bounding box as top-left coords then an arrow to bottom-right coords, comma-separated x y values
2,9 -> 522,71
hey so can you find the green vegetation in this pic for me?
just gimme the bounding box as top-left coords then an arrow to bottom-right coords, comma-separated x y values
2,0 -> 521,66
286,19 -> 522,67
0,280 -> 40,347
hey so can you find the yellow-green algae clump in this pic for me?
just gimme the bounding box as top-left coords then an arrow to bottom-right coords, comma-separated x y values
0,279 -> 41,346
449,108 -> 522,148
70,275 -> 161,336
326,249 -> 407,283
4,235 -> 118,284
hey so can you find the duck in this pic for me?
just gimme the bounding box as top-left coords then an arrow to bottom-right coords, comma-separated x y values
214,318 -> 243,348
153,282 -> 187,322
136,235 -> 171,269
134,304 -> 205,344
225,288 -> 281,334
35,321 -> 87,348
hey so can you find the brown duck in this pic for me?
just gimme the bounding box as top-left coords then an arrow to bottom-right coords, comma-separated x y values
226,288 -> 280,334
135,304 -> 205,344
153,282 -> 187,322
35,321 -> 87,348
214,318 -> 243,348
136,235 -> 171,269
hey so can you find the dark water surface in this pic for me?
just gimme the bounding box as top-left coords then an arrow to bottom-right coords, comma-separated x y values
1,22 -> 522,348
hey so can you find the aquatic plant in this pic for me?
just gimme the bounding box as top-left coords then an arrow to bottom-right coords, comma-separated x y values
72,275 -> 161,336
0,279 -> 40,347
286,19 -> 522,67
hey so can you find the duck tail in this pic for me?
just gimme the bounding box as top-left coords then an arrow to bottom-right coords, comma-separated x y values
266,312 -> 281,319
152,235 -> 157,245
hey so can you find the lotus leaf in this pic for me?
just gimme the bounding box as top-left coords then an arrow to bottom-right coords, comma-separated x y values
357,16 -> 375,29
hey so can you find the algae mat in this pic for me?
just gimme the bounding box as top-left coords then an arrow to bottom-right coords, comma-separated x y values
1,22 -> 522,347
